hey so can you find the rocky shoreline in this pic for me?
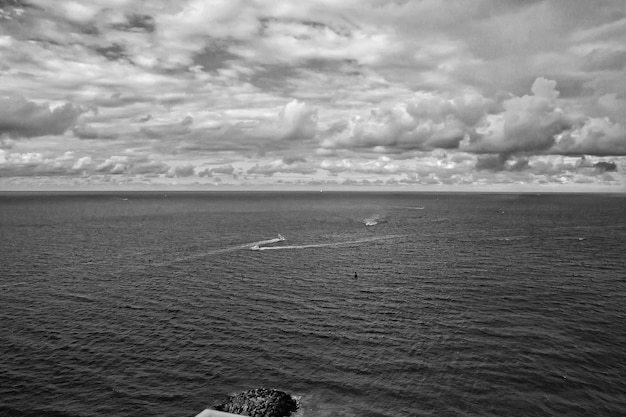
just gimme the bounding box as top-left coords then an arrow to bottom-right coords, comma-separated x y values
214,388 -> 299,417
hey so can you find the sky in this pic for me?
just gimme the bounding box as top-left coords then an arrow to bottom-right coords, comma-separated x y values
1,0 -> 625,191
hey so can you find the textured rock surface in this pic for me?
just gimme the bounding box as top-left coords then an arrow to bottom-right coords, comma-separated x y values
214,388 -> 298,417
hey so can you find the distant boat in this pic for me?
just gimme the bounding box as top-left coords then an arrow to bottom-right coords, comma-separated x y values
250,234 -> 285,251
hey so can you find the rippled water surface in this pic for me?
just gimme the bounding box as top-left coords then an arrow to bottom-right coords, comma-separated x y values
1,192 -> 625,417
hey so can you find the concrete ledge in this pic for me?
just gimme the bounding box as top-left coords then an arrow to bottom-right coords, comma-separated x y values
195,409 -> 248,417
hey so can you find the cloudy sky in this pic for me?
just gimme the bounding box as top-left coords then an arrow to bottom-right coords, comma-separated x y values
1,0 -> 625,191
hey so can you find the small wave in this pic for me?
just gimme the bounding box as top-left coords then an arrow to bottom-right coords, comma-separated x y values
121,304 -> 145,310
0,406 -> 83,417
57,292 -> 96,303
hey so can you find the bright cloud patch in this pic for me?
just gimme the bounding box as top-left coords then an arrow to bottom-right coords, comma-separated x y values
467,78 -> 577,154
322,91 -> 490,152
321,77 -> 626,160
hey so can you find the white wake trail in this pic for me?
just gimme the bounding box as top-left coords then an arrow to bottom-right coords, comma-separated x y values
252,235 -> 402,251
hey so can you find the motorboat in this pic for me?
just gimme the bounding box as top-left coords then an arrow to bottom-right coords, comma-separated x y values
250,234 -> 285,251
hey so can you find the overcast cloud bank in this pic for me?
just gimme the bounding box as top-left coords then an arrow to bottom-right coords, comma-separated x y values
1,0 -> 625,190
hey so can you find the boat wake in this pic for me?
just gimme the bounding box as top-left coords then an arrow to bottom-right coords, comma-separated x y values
150,234 -> 398,265
151,235 -> 285,265
250,235 -> 401,251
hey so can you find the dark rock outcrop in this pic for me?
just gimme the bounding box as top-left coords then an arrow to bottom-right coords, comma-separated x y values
214,388 -> 298,417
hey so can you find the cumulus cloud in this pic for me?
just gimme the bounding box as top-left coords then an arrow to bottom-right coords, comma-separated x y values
0,150 -> 95,177
598,93 -> 626,124
320,77 -> 625,163
475,154 -> 509,172
475,154 -> 530,172
1,1 -> 626,189
73,155 -> 93,170
466,78 -> 578,154
0,97 -> 84,138
246,158 -> 316,177
554,117 -> 626,156
168,164 -> 195,177
320,159 -> 354,175
245,164 -> 275,176
197,167 -> 212,177
321,91 -> 491,152
248,100 -> 318,145
177,100 -> 319,154
210,164 -> 235,175
278,100 -> 318,141
96,155 -> 170,175
96,155 -> 128,174
320,156 -> 401,176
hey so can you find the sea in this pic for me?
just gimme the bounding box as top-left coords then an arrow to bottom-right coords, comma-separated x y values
1,191 -> 625,417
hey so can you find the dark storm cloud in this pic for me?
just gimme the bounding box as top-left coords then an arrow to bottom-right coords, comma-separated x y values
0,96 -> 84,138
168,164 -> 195,177
594,161 -> 617,173
249,64 -> 300,94
475,154 -> 509,172
192,42 -> 240,72
282,156 -> 307,164
112,13 -> 156,33
475,154 -> 531,172
95,43 -> 128,61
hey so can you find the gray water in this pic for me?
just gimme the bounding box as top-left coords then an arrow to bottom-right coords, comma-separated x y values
1,192 -> 625,416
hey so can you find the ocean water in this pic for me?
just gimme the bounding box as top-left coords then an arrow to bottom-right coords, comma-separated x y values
1,191 -> 625,417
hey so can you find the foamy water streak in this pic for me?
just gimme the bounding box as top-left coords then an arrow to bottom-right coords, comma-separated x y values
251,235 -> 401,251
152,235 -> 399,266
